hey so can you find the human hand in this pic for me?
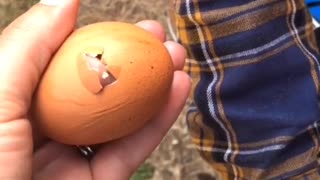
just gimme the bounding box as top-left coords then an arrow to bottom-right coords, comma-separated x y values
0,0 -> 191,179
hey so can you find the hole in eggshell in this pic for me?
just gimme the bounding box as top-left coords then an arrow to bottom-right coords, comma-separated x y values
78,49 -> 118,94
95,53 -> 103,60
99,70 -> 117,87
84,53 -> 117,86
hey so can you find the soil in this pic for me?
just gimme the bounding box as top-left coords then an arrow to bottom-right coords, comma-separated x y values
0,0 -> 217,179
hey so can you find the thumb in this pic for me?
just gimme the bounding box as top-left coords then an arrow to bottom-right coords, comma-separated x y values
0,0 -> 79,179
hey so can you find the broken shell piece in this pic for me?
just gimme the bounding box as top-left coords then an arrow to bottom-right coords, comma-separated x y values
77,51 -> 117,94
82,46 -> 104,58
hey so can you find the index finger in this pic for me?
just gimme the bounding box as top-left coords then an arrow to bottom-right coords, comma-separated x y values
0,1 -> 79,179
135,20 -> 187,71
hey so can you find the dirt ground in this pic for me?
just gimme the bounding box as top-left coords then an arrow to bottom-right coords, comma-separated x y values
0,1 -> 217,179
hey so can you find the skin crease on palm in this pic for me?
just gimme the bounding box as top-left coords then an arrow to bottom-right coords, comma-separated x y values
0,0 -> 191,180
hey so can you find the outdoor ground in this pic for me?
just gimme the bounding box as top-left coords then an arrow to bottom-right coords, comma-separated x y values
0,1 -> 217,179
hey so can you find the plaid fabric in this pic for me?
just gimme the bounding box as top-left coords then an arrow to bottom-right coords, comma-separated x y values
171,0 -> 320,179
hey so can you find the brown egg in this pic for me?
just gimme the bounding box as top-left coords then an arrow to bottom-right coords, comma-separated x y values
31,22 -> 174,145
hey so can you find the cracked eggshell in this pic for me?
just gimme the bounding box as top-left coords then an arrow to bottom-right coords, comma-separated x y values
32,22 -> 174,145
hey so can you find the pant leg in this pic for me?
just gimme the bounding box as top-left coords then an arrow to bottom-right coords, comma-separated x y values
172,0 -> 320,179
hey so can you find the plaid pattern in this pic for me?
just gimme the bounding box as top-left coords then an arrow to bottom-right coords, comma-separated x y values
172,0 -> 320,179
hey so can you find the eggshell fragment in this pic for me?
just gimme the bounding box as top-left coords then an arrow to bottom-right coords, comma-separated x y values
32,22 -> 174,145
77,53 -> 106,93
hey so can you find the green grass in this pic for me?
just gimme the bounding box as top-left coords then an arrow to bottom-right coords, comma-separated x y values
131,163 -> 155,180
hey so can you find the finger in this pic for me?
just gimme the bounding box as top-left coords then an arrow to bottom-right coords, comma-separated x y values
135,20 -> 166,42
0,0 -> 79,109
0,1 -> 79,179
33,142 -> 91,180
135,21 -> 186,71
91,71 -> 191,180
164,41 -> 186,71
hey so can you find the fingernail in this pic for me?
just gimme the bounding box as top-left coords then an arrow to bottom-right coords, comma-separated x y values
39,0 -> 69,6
